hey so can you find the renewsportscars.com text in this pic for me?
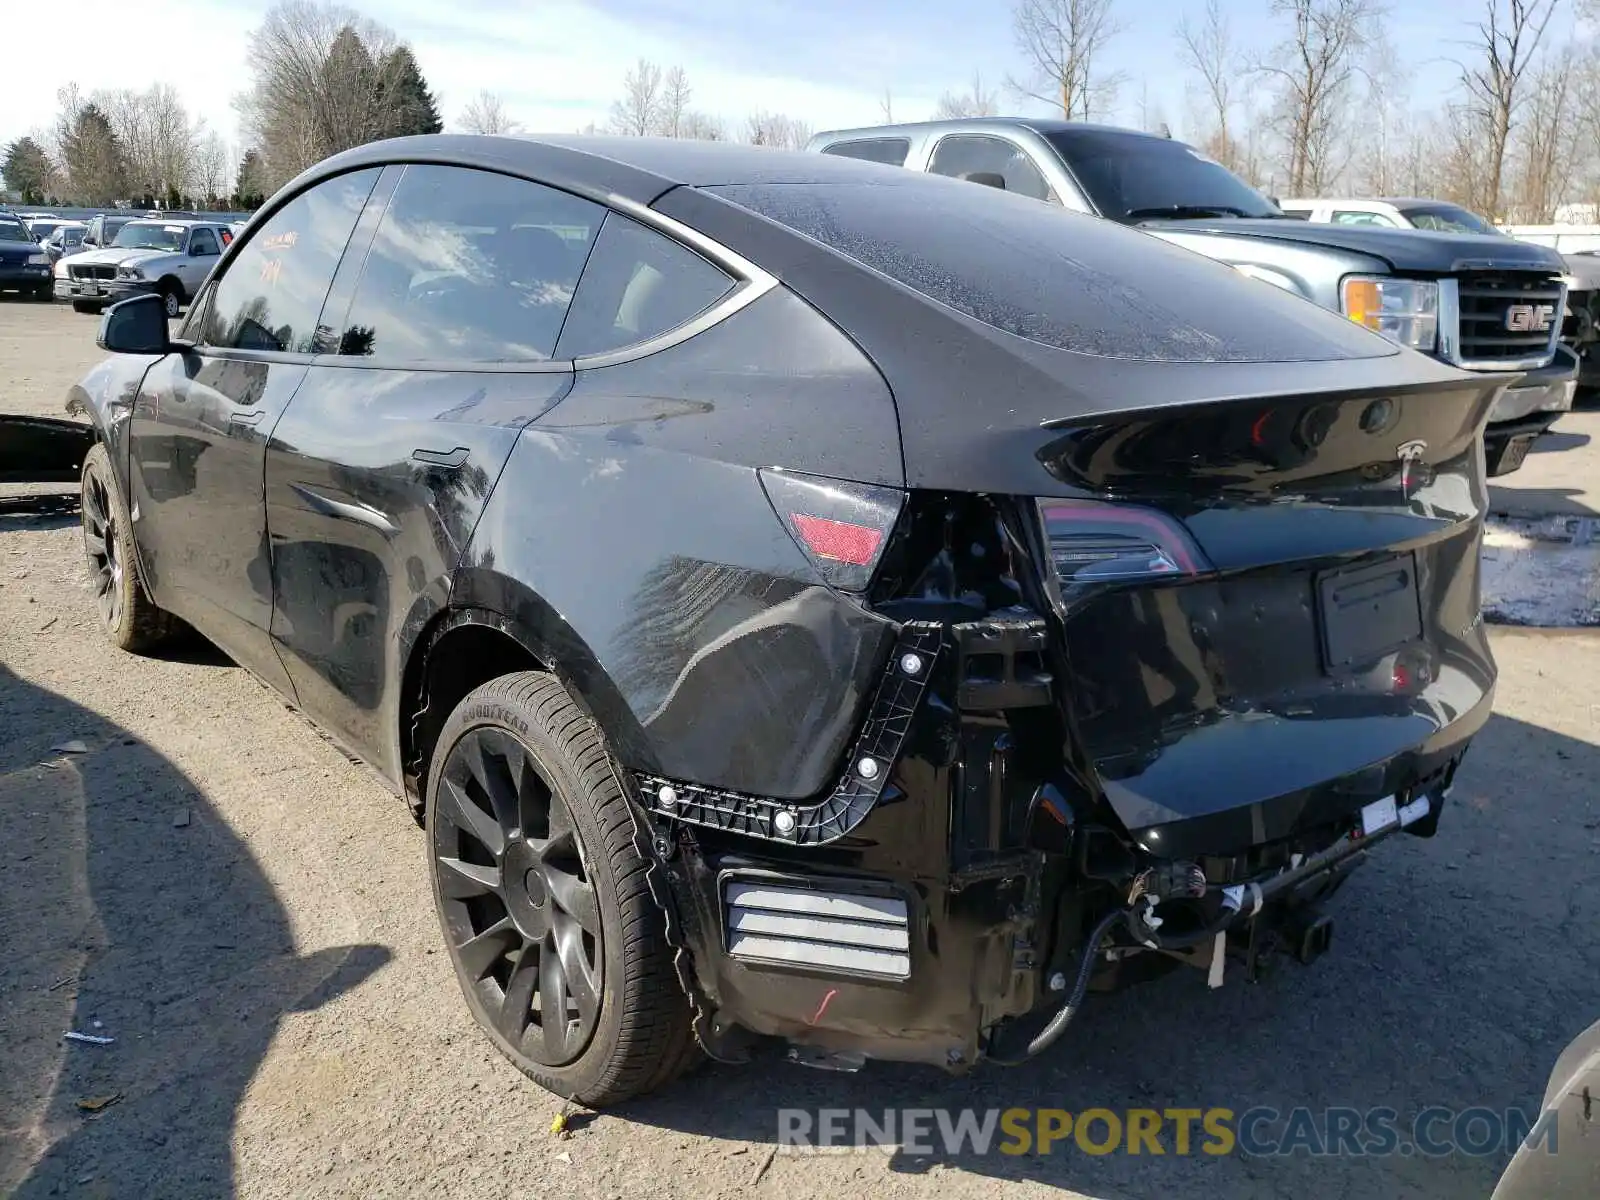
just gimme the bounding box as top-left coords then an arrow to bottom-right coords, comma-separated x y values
777,1106 -> 1558,1158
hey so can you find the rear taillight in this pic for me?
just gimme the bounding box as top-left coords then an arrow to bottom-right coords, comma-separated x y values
760,468 -> 904,592
1038,499 -> 1211,598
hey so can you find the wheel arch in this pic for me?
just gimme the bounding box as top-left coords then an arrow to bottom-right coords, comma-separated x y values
398,571 -> 658,815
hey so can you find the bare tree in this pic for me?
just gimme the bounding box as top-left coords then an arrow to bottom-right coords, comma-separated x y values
237,0 -> 413,190
1251,0 -> 1379,195
1509,46 -> 1579,220
190,130 -> 232,203
933,71 -> 1000,119
1177,0 -> 1239,168
609,58 -> 662,136
743,111 -> 813,149
458,90 -> 521,135
99,84 -> 200,202
1458,0 -> 1561,220
879,90 -> 895,122
659,67 -> 692,137
677,111 -> 728,140
1008,0 -> 1124,119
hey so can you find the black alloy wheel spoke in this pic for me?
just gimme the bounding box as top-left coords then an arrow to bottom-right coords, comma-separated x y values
539,938 -> 573,1062
457,916 -> 518,982
498,941 -> 541,1043
545,864 -> 600,935
438,774 -> 505,859
552,914 -> 600,1027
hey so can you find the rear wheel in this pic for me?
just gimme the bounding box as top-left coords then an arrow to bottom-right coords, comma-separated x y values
425,671 -> 697,1106
80,443 -> 178,652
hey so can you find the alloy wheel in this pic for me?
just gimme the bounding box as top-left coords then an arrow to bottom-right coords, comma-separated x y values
163,290 -> 181,318
82,468 -> 123,629
432,726 -> 604,1067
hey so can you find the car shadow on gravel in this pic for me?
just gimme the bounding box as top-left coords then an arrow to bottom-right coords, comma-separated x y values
0,663 -> 391,1198
620,709 -> 1600,1200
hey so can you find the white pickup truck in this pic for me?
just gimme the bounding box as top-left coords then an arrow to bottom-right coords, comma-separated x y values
54,217 -> 233,317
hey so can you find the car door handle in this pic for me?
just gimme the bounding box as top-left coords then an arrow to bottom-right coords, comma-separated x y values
228,410 -> 265,427
411,446 -> 470,469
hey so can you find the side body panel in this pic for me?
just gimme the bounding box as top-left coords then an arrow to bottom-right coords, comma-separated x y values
264,367 -> 565,779
458,286 -> 903,800
126,349 -> 307,694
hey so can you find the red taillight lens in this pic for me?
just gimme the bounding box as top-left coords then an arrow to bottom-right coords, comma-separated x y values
1038,499 -> 1210,598
760,469 -> 904,593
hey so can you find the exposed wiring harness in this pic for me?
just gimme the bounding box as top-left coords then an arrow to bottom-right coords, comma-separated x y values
989,906 -> 1128,1066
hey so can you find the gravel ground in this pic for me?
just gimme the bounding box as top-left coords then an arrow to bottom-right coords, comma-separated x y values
3,298 -> 1600,1199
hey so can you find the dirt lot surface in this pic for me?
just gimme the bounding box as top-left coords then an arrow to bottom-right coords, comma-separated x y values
3,298 -> 1600,1199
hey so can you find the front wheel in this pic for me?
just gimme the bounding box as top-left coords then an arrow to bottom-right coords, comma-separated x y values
159,282 -> 183,318
71,300 -> 102,315
425,671 -> 697,1106
80,443 -> 179,652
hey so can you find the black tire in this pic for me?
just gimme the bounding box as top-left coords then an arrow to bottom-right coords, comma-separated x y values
71,300 -> 102,314
425,671 -> 697,1107
32,283 -> 50,301
80,443 -> 179,653
159,280 -> 183,318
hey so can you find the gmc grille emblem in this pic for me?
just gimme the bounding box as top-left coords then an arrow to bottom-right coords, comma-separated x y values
1504,303 -> 1555,333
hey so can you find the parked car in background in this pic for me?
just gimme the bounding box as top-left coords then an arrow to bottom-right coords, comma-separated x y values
1278,197 -> 1501,235
809,119 -> 1576,475
40,220 -> 89,262
72,135 -> 1501,1106
0,210 -> 52,299
24,216 -> 69,242
56,218 -> 230,316
81,213 -> 135,251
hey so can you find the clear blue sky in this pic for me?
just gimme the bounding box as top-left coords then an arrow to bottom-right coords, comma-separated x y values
1,0 -> 1588,151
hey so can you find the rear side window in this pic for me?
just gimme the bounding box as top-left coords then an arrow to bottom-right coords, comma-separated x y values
202,168 -> 379,353
928,135 -> 1057,203
554,213 -> 734,359
189,228 -> 220,255
821,138 -> 911,167
335,164 -> 602,361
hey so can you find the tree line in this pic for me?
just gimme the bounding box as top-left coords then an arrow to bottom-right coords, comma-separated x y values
11,0 -> 1597,224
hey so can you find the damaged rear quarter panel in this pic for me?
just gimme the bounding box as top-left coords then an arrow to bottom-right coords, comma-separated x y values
455,286 -> 904,800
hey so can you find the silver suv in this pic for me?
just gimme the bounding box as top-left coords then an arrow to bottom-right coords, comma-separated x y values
55,218 -> 232,316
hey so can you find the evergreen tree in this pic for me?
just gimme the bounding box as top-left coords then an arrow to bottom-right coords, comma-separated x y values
233,148 -> 269,210
381,46 -> 444,137
2,137 -> 54,204
61,103 -> 129,205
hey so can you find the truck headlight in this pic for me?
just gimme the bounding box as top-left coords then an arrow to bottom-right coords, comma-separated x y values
116,265 -> 143,279
26,253 -> 49,265
1341,276 -> 1439,351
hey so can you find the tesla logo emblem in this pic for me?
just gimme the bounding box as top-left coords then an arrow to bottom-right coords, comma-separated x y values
1397,439 -> 1427,497
1505,303 -> 1555,332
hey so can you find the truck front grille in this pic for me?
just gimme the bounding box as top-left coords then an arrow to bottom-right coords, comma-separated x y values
1452,273 -> 1565,366
69,264 -> 115,281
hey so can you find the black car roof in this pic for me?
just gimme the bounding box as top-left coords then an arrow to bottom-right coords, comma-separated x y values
289,133 -> 932,209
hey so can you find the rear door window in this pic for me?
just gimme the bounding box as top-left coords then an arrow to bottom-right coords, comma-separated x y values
928,135 -> 1057,203
334,164 -> 602,361
555,213 -> 734,359
820,138 -> 911,167
202,168 -> 380,353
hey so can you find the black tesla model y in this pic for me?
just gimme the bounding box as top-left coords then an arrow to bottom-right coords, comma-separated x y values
70,135 -> 1502,1105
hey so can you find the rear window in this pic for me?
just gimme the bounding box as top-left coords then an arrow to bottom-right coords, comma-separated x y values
705,179 -> 1396,363
820,138 -> 911,167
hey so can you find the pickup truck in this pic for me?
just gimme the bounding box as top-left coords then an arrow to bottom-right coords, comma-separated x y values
808,118 -> 1577,476
55,217 -> 230,317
